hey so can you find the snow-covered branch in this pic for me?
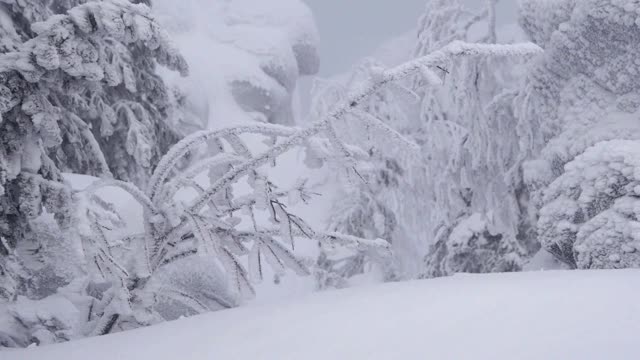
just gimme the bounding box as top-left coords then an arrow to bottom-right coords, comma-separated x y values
147,123 -> 296,202
190,41 -> 542,211
82,179 -> 158,215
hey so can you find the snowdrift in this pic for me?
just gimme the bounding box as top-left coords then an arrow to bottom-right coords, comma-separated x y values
6,270 -> 639,360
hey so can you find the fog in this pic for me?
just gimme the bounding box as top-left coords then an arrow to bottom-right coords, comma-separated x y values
303,0 -> 519,76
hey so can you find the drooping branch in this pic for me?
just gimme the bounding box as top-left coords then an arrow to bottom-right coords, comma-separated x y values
349,108 -> 421,152
83,179 -> 158,215
147,123 -> 297,202
68,113 -> 113,178
158,153 -> 244,204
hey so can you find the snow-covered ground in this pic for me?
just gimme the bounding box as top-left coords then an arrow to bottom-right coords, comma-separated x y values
6,270 -> 639,360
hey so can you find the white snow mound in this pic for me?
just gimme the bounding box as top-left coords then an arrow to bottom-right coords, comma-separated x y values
7,270 -> 640,360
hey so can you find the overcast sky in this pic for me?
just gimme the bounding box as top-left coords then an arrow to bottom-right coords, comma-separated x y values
303,0 -> 518,76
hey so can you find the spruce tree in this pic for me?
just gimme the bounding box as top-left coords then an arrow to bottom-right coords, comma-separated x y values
0,0 -> 187,250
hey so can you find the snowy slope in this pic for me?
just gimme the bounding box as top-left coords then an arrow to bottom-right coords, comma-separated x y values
6,270 -> 639,360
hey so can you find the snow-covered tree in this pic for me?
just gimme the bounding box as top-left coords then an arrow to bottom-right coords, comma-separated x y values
0,0 -> 188,250
1,0 -> 189,184
311,1 -> 538,282
423,213 -> 522,278
0,0 -> 191,345
409,0 -> 539,277
519,0 -> 640,268
311,15 -> 542,284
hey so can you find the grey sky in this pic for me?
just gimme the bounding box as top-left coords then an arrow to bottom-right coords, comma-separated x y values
303,0 -> 519,76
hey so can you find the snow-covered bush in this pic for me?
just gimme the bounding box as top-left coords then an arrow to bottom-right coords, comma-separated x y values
149,257 -> 236,321
423,213 -> 523,278
538,140 -> 640,269
7,294 -> 79,346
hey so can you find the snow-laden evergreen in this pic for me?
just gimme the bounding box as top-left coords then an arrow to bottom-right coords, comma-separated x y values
0,0 -> 189,286
519,0 -> 640,269
313,0 -> 543,283
316,0 -> 640,281
0,0 -> 188,346
415,1 -> 539,277
311,23 -> 542,285
538,140 -> 640,269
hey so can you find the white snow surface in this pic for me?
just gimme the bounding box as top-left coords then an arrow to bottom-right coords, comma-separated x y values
6,270 -> 639,359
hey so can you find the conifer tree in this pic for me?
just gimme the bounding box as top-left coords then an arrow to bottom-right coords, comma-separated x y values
520,0 -> 640,269
0,0 -> 187,252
